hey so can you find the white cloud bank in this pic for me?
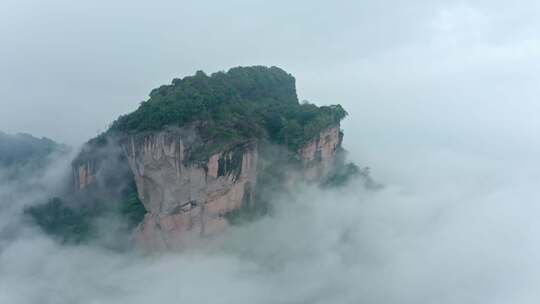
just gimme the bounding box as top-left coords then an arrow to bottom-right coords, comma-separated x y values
1,137 -> 540,303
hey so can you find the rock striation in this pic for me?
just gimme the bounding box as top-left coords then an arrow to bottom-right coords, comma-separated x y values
299,126 -> 343,181
74,162 -> 97,190
122,127 -> 258,249
126,125 -> 341,250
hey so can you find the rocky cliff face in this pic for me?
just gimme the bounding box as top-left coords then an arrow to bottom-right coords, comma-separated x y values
71,125 -> 343,250
121,127 -> 258,250
299,126 -> 342,181
127,126 -> 341,250
74,162 -> 97,190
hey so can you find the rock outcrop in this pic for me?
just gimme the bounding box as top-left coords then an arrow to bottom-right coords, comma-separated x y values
71,124 -> 342,250
121,127 -> 258,250
299,126 -> 343,181
122,125 -> 341,250
73,162 -> 97,190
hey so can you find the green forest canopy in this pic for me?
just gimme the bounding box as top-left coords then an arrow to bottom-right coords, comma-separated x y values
110,66 -> 348,150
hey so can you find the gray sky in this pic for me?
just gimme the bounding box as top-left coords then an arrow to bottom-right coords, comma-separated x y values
2,0 -> 539,150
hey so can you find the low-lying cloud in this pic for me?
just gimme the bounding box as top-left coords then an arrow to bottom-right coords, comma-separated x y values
1,137 -> 539,303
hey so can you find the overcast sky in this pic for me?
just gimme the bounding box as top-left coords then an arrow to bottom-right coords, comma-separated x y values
1,0 -> 539,150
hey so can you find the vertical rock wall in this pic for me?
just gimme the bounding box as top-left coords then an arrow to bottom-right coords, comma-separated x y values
71,125 -> 343,251
122,128 -> 258,250
73,162 -> 97,190
298,126 -> 342,181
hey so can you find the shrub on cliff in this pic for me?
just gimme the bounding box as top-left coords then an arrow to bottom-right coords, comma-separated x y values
25,184 -> 146,244
24,197 -> 94,243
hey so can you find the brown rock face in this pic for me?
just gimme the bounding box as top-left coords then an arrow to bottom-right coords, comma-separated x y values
299,126 -> 342,181
73,162 -> 97,190
71,125 -> 342,251
121,128 -> 258,250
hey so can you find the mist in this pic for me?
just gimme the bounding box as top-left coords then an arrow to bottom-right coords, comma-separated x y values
2,0 -> 540,303
2,149 -> 540,303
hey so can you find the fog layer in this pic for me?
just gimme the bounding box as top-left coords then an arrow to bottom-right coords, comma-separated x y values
1,138 -> 539,303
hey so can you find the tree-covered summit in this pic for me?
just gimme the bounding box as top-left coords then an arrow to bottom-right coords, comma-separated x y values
110,66 -> 347,150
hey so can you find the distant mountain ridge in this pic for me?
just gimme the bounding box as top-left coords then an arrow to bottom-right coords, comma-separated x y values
0,131 -> 68,171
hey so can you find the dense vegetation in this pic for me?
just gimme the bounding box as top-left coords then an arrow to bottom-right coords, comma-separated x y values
24,182 -> 146,244
25,197 -> 95,243
110,66 -> 347,152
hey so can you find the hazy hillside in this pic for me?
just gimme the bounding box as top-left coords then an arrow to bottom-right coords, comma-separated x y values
0,132 -> 69,178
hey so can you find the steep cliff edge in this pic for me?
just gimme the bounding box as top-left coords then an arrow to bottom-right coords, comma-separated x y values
120,124 -> 342,250
299,126 -> 343,181
122,128 -> 258,249
60,66 -> 358,249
